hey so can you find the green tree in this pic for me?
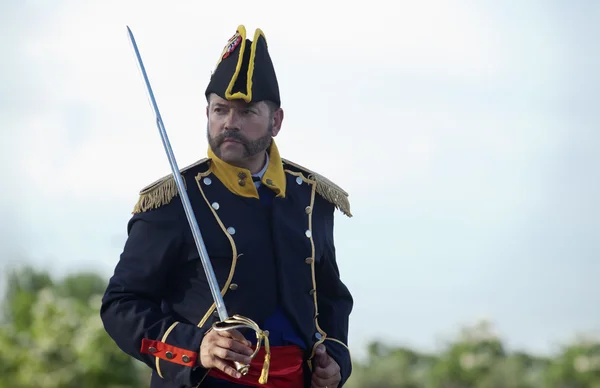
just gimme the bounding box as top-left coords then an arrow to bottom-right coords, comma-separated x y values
477,352 -> 550,388
345,320 -> 600,388
4,265 -> 600,388
0,266 -> 148,388
346,341 -> 437,387
544,336 -> 600,388
428,320 -> 506,387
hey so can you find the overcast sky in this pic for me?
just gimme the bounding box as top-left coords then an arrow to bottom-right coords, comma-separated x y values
1,0 -> 599,359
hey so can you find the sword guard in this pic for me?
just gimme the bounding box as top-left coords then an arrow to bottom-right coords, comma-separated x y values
212,314 -> 271,384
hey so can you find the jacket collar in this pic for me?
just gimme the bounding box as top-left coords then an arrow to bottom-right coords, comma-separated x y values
207,139 -> 287,198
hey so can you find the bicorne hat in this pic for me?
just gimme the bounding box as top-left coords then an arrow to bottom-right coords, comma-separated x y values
205,25 -> 280,106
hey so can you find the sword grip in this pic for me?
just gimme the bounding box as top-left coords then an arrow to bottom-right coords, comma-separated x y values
234,361 -> 251,375
212,315 -> 271,384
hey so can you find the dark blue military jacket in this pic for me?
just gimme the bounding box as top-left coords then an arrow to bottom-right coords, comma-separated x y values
101,142 -> 353,387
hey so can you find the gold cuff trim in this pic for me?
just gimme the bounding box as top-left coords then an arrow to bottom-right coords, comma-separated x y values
309,338 -> 352,372
325,337 -> 352,357
155,321 -> 180,378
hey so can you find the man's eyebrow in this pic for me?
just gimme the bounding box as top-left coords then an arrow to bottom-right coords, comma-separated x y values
212,102 -> 260,110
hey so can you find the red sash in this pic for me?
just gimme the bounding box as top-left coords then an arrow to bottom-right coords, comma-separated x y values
207,345 -> 305,388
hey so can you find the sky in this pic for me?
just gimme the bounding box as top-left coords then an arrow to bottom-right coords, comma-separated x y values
1,0 -> 599,360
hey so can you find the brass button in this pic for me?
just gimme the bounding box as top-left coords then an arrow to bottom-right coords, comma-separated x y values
305,257 -> 314,264
238,179 -> 246,186
305,206 -> 312,214
229,283 -> 238,290
182,355 -> 191,363
165,351 -> 174,359
238,172 -> 247,179
266,178 -> 273,186
148,346 -> 157,353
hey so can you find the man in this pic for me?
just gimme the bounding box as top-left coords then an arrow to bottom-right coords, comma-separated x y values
101,25 -> 354,388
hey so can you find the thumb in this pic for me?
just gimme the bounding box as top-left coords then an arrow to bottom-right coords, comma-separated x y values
314,344 -> 331,368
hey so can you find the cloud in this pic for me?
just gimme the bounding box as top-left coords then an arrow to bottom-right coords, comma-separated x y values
2,0 -> 599,358
8,0 -> 575,206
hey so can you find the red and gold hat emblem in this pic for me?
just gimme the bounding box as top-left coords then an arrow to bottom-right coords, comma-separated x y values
222,32 -> 242,60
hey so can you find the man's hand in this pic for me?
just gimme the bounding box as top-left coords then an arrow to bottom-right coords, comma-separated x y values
198,328 -> 254,379
311,344 -> 341,388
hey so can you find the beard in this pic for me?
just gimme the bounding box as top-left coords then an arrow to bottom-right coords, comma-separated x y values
207,123 -> 273,161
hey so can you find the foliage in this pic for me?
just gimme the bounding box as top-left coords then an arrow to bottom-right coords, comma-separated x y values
346,320 -> 600,388
2,266 -> 600,387
0,266 -> 148,388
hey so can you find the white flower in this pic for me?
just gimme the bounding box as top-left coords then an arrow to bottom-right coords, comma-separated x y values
460,353 -> 476,369
574,355 -> 591,373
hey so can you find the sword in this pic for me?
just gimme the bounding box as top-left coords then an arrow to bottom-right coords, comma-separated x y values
126,26 -> 271,383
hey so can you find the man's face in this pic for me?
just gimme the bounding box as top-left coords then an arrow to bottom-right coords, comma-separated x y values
206,94 -> 283,165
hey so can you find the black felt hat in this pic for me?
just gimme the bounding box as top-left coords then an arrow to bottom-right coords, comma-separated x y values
205,25 -> 280,106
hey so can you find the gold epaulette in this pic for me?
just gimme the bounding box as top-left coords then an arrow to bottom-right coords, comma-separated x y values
132,158 -> 210,214
282,158 -> 352,217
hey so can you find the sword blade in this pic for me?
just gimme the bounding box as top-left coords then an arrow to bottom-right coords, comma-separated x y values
126,26 -> 229,322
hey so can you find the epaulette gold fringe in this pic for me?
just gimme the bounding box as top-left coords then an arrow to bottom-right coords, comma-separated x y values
282,159 -> 352,217
132,158 -> 209,214
132,175 -> 183,214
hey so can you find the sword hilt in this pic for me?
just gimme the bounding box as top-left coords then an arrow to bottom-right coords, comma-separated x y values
212,315 -> 271,384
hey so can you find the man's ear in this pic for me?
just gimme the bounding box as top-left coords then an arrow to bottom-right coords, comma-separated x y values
206,93 -> 213,118
271,108 -> 284,137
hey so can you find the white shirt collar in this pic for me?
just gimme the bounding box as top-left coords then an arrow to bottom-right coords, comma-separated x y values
253,151 -> 269,187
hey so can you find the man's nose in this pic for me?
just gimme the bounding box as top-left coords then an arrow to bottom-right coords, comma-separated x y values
224,109 -> 242,130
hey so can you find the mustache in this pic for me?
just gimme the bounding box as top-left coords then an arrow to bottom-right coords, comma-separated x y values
214,130 -> 248,145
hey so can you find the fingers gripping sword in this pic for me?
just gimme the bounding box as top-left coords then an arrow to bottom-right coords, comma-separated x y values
126,26 -> 271,384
